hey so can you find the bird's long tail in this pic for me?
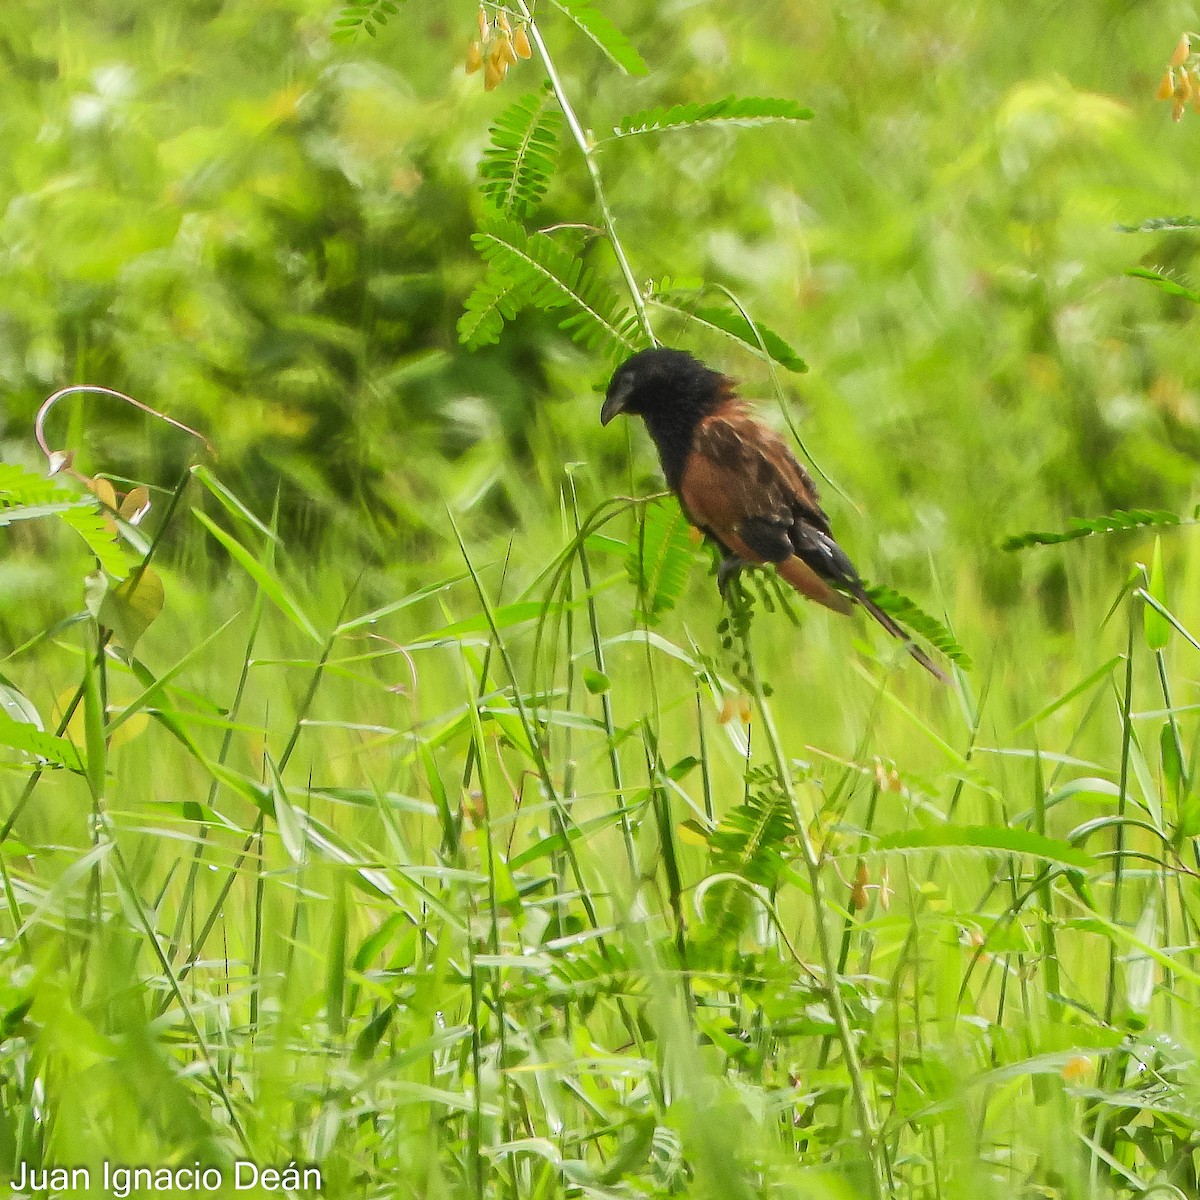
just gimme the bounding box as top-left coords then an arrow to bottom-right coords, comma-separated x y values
852,587 -> 951,684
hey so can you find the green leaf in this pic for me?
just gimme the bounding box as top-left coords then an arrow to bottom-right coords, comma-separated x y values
192,509 -> 321,642
458,269 -> 532,350
466,220 -> 646,360
1001,509 -> 1181,551
331,0 -> 405,40
266,751 -> 305,863
876,825 -> 1093,870
627,499 -> 695,625
1160,722 -> 1184,806
546,0 -> 647,75
99,566 -> 165,650
0,677 -> 42,728
59,504 -> 128,578
480,89 -> 561,219
1127,266 -> 1200,304
1116,216 -> 1200,232
649,288 -> 807,372
1143,537 -> 1169,651
860,583 -> 972,669
191,465 -> 279,543
0,713 -> 84,773
613,96 -> 813,138
582,667 -> 610,694
1126,892 -> 1159,1014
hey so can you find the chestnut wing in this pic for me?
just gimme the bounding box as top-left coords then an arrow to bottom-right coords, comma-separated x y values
679,412 -> 858,610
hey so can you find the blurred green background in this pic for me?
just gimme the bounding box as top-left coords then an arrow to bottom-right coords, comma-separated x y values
5,1 -> 1199,578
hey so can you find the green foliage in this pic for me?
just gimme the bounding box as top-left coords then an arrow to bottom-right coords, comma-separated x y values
332,0 -> 405,41
0,463 -> 126,578
0,712 -> 85,773
860,582 -> 973,669
612,96 -> 813,138
1118,215 -> 1200,232
649,284 -> 808,371
1127,266 -> 1200,303
1001,508 -> 1185,550
466,220 -> 646,359
626,498 -> 695,625
546,0 -> 648,75
480,88 -> 562,219
708,772 -> 796,888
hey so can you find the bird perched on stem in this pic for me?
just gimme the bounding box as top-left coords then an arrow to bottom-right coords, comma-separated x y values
601,347 -> 948,682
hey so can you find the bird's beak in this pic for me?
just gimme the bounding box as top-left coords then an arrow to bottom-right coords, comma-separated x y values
600,378 -> 633,426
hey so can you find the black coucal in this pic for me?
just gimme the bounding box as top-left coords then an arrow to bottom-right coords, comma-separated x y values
601,347 -> 948,682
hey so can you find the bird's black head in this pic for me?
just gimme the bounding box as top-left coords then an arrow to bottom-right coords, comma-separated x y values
600,348 -> 726,427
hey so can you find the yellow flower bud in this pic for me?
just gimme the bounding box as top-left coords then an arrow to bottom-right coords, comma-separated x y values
496,34 -> 518,66
1170,33 -> 1191,68
477,6 -> 489,42
1172,98 -> 1186,121
1156,69 -> 1175,101
466,40 -> 483,73
498,10 -> 511,34
1178,70 -> 1194,100
513,25 -> 532,58
484,58 -> 503,91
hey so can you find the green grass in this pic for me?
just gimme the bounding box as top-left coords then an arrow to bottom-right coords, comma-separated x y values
3,454 -> 1199,1198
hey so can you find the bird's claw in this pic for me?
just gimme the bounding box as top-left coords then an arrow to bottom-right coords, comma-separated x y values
717,555 -> 747,595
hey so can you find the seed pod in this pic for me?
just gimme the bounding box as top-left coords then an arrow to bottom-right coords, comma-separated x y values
1170,32 -> 1191,68
466,40 -> 483,73
513,25 -> 532,58
496,33 -> 518,66
1156,69 -> 1175,100
849,863 -> 870,911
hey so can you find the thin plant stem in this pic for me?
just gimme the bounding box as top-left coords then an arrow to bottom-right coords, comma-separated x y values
742,645 -> 891,1200
514,0 -> 656,346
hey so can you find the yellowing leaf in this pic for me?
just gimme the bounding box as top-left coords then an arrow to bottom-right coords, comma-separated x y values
100,566 -> 165,650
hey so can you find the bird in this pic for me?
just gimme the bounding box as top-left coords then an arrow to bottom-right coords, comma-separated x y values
601,347 -> 948,682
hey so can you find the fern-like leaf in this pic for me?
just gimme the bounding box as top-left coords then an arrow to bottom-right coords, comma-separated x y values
546,0 -> 647,75
612,96 -> 812,138
0,712 -> 85,773
0,463 -> 126,577
457,269 -> 530,349
628,498 -> 695,625
1127,267 -> 1200,304
468,220 -> 645,359
481,89 -> 562,219
332,0 -> 403,40
1001,509 -> 1184,552
860,583 -> 972,670
709,788 -> 796,887
699,772 -> 796,942
650,286 -> 807,373
60,506 -> 129,578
